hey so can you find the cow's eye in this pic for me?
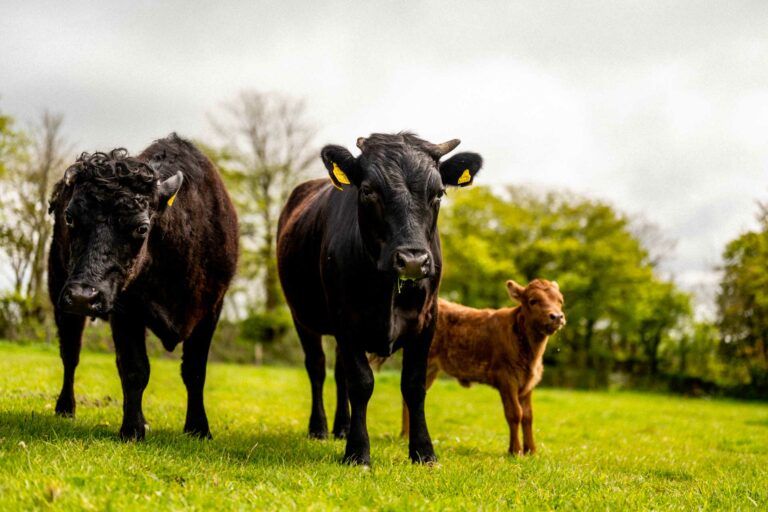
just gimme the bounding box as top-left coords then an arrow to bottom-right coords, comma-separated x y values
529,299 -> 539,306
431,189 -> 445,205
64,212 -> 74,227
360,185 -> 377,200
135,224 -> 149,237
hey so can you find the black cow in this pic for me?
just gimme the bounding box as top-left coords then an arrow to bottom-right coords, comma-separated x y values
277,132 -> 482,465
47,134 -> 238,440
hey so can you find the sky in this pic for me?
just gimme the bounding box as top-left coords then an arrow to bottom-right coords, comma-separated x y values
1,1 -> 767,315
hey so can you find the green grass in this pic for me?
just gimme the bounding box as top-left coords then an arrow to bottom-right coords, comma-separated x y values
0,341 -> 766,510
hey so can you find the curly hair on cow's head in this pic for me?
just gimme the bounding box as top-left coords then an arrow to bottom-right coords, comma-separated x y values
64,148 -> 156,189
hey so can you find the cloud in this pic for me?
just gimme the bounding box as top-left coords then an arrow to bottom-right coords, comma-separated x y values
1,0 -> 767,313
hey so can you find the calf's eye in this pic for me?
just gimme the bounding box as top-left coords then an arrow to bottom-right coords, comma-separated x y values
529,299 -> 539,306
135,224 -> 149,236
64,212 -> 74,227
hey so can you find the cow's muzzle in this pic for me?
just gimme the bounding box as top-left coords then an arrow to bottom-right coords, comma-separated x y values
59,282 -> 107,317
394,249 -> 432,280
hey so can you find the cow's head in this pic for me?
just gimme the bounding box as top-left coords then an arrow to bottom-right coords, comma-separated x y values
49,149 -> 183,317
320,133 -> 482,285
507,279 -> 566,336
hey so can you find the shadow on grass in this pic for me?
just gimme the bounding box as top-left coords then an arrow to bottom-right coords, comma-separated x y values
0,410 -> 347,467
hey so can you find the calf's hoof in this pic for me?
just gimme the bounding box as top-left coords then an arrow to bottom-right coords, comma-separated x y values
55,394 -> 75,418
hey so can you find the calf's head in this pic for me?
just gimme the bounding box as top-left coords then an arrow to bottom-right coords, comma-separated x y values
507,279 -> 566,335
321,133 -> 482,284
50,149 -> 183,317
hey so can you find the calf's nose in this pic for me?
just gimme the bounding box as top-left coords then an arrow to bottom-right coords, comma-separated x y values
394,250 -> 431,279
60,283 -> 101,315
549,312 -> 565,323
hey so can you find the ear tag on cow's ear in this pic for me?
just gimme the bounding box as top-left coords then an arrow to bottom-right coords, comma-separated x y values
331,162 -> 351,190
167,192 -> 178,207
457,169 -> 472,185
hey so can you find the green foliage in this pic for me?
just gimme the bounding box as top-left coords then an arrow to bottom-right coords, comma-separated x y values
718,205 -> 768,389
0,343 -> 766,510
439,186 -> 692,374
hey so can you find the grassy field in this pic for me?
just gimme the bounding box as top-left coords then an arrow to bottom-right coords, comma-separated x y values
0,341 -> 766,510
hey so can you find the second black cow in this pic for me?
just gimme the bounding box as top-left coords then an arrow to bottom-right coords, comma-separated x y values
48,134 -> 238,440
277,132 -> 482,465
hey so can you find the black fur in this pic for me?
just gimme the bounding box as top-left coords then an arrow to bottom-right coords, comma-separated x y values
277,132 -> 482,465
48,134 -> 239,440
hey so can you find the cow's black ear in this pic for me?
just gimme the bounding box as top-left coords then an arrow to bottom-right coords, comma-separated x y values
321,145 -> 360,190
158,171 -> 184,208
439,152 -> 483,187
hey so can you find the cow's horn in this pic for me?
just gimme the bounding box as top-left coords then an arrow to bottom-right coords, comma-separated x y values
428,139 -> 461,159
356,137 -> 366,150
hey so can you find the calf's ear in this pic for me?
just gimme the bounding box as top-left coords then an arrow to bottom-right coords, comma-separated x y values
158,171 -> 184,208
321,145 -> 360,190
440,152 -> 482,187
506,280 -> 526,303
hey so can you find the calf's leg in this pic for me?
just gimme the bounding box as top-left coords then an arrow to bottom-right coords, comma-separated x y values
332,344 -> 350,439
54,311 -> 85,417
521,392 -> 535,454
340,346 -> 374,465
295,322 -> 328,439
181,305 -> 221,439
499,383 -> 523,455
111,314 -> 149,440
401,333 -> 437,464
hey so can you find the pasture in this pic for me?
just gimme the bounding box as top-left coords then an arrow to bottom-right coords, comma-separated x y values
0,341 -> 766,510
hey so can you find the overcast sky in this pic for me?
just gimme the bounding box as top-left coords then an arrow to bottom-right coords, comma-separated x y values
2,1 -> 767,314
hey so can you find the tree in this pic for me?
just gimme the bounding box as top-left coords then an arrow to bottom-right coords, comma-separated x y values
717,203 -> 768,386
438,185 -> 693,374
207,91 -> 316,313
0,110 -> 69,339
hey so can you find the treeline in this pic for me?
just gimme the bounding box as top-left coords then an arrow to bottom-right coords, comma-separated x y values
0,95 -> 766,397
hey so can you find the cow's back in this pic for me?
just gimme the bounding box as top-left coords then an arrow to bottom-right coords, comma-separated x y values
277,178 -> 335,334
136,135 -> 239,341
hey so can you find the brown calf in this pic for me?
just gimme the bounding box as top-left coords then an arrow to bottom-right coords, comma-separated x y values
402,279 -> 565,455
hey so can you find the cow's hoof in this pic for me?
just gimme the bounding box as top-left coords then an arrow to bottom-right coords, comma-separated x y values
184,425 -> 213,440
342,453 -> 371,467
332,428 -> 349,440
119,423 -> 146,441
308,429 -> 328,440
55,396 -> 75,418
410,451 -> 438,465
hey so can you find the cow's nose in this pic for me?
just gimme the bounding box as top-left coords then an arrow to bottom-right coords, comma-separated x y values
394,250 -> 431,279
549,313 -> 565,323
60,283 -> 101,315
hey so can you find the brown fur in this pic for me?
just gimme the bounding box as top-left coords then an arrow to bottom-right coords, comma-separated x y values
402,279 -> 565,455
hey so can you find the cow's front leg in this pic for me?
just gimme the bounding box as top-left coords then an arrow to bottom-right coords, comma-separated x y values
401,332 -> 437,464
111,314 -> 149,441
340,346 -> 374,466
181,305 -> 221,439
54,311 -> 86,417
332,344 -> 350,439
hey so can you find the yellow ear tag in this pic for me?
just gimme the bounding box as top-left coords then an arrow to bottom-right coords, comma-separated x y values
332,162 -> 351,188
167,192 -> 178,207
457,169 -> 472,185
